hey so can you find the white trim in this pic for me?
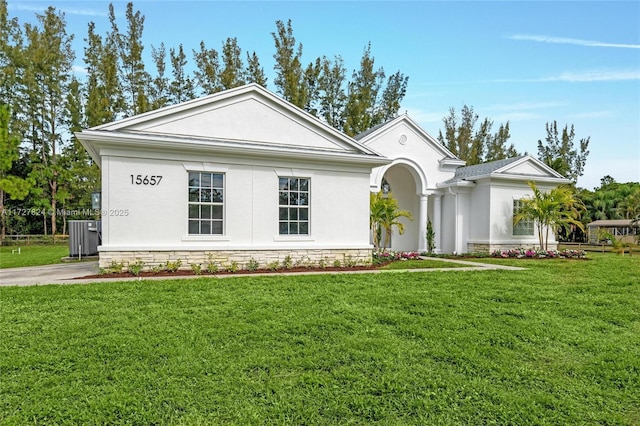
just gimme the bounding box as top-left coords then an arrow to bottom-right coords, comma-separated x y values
272,236 -> 316,243
182,235 -> 231,242
99,243 -> 370,251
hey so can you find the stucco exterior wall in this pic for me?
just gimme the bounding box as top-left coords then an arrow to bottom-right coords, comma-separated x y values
465,179 -> 558,250
99,151 -> 373,258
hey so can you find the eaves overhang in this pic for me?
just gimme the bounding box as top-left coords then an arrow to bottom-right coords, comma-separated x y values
76,130 -> 391,168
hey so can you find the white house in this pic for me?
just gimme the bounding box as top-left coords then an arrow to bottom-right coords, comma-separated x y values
76,84 -> 569,269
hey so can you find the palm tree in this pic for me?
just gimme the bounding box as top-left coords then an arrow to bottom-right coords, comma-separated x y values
370,191 -> 413,250
514,181 -> 585,250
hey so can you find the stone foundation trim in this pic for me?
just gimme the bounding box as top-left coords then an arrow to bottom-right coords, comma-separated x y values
98,248 -> 372,272
467,242 -> 559,254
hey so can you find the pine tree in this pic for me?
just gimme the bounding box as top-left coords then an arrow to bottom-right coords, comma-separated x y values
84,20 -> 123,126
343,44 -> 384,136
0,104 -> 30,241
537,121 -> 590,183
109,2 -> 151,116
245,51 -> 267,87
317,55 -> 347,129
193,40 -> 220,95
272,19 -> 307,108
149,42 -> 169,109
220,38 -> 246,90
169,44 -> 195,103
21,6 -> 75,236
438,105 -> 518,165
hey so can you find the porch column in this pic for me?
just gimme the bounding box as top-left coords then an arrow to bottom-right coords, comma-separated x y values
418,194 -> 428,252
433,193 -> 442,254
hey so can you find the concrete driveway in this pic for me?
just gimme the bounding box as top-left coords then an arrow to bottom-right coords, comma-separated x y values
0,261 -> 101,286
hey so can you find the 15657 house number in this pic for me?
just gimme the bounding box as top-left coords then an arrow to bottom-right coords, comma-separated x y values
130,175 -> 163,185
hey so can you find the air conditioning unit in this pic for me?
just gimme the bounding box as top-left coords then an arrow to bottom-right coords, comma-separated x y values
69,220 -> 101,257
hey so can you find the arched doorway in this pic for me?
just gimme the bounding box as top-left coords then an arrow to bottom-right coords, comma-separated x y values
378,161 -> 427,252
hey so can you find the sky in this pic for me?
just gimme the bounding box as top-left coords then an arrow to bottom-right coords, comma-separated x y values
7,0 -> 640,190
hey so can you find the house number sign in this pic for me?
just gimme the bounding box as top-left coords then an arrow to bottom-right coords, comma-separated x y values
130,175 -> 163,185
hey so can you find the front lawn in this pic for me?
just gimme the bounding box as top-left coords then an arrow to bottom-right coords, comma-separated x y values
0,244 -> 69,269
379,258 -> 469,269
1,253 -> 638,424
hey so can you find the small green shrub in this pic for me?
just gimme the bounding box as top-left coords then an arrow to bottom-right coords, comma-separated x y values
333,259 -> 341,268
190,263 -> 202,275
225,261 -> 239,273
283,255 -> 293,270
128,259 -> 145,276
103,261 -> 124,274
267,260 -> 280,271
207,260 -> 219,274
318,257 -> 327,269
165,259 -> 182,272
247,258 -> 260,271
343,254 -> 357,267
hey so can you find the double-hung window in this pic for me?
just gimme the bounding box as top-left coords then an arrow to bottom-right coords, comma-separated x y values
513,199 -> 534,236
188,172 -> 224,235
279,177 -> 309,235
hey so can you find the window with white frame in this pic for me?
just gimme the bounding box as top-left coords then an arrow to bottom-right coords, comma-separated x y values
188,172 -> 224,235
278,177 -> 309,235
513,199 -> 534,236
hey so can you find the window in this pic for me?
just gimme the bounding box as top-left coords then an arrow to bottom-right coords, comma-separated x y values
279,177 -> 309,235
188,172 -> 224,235
513,199 -> 534,236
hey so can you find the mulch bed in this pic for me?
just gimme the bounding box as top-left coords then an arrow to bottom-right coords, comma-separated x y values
78,265 -> 383,279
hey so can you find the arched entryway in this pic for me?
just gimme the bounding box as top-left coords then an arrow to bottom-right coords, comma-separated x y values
374,159 -> 433,252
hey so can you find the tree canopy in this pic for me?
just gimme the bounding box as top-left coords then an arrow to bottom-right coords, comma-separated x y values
0,1 -> 410,239
437,105 -> 518,165
537,121 -> 590,183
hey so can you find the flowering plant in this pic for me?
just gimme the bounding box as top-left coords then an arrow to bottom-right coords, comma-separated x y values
373,250 -> 421,264
491,248 -> 587,259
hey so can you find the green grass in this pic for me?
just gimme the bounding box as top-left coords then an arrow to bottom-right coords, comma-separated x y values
0,244 -> 69,269
1,253 -> 638,424
379,258 -> 469,269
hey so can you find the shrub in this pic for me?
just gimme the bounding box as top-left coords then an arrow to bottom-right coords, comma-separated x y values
282,255 -> 293,270
491,248 -> 587,259
128,259 -> 145,276
225,261 -> 239,273
247,258 -> 260,272
102,261 -> 124,274
190,263 -> 202,275
166,259 -> 182,272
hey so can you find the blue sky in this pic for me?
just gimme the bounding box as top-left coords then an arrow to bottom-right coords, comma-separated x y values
8,0 -> 640,190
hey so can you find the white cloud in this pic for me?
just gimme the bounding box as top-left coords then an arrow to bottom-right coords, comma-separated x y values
72,65 -> 88,75
540,70 -> 640,82
510,34 -> 640,49
10,3 -> 106,17
403,107 -> 445,124
492,70 -> 640,83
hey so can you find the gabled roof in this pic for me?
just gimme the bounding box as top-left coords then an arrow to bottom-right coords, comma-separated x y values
356,114 -> 462,161
442,155 -> 570,185
77,84 -> 388,167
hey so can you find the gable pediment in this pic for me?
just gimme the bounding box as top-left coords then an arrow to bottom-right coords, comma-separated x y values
499,160 -> 552,177
93,84 -> 369,154
494,156 -> 565,179
357,115 -> 458,161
